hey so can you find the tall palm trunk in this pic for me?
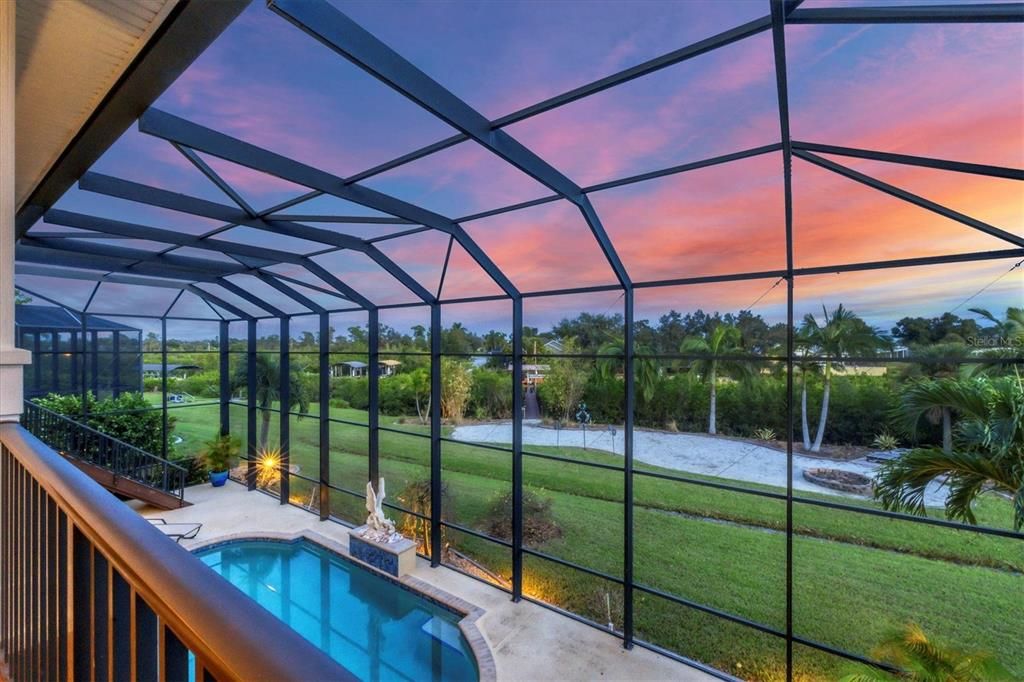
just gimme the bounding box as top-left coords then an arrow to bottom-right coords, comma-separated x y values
708,363 -> 717,435
811,362 -> 831,452
801,372 -> 811,451
942,406 -> 952,454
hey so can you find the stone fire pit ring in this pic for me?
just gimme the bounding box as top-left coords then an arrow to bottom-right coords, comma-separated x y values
802,467 -> 874,496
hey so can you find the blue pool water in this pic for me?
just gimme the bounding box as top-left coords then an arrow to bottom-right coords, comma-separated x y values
196,539 -> 478,682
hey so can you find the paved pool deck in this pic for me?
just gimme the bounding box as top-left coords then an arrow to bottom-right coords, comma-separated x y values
139,482 -> 715,682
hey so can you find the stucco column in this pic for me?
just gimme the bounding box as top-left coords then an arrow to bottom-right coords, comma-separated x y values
0,1 -> 32,423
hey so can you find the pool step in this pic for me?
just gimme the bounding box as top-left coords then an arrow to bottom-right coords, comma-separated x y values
420,616 -> 464,652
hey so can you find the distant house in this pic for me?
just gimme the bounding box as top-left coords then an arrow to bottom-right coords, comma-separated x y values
142,363 -> 202,378
543,338 -> 565,354
331,360 -> 368,378
331,359 -> 402,378
507,362 -> 550,386
15,304 -> 142,399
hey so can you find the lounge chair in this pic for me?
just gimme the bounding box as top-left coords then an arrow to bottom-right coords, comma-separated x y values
148,518 -> 202,544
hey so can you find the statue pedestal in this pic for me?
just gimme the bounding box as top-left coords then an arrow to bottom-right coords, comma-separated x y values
349,526 -> 417,577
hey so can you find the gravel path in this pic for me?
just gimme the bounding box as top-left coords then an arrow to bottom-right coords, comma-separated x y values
451,422 -> 948,506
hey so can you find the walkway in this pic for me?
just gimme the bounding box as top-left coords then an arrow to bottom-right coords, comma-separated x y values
523,387 -> 540,420
451,422 -> 949,507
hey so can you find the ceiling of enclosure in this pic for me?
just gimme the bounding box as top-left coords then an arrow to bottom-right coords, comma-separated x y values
13,0 -> 1024,333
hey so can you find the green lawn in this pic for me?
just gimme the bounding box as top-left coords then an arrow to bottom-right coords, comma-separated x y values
154,396 -> 1023,681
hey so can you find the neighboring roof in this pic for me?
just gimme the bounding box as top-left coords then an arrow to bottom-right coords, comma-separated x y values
379,359 -> 401,366
334,360 -> 368,368
543,339 -> 565,353
15,305 -> 139,332
143,364 -> 201,373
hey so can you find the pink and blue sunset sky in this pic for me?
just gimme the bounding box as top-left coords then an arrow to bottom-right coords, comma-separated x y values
18,0 -> 1023,338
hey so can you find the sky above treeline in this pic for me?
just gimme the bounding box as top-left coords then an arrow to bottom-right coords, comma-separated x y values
18,0 -> 1023,338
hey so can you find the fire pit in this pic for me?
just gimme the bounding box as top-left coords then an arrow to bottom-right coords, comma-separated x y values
802,468 -> 874,495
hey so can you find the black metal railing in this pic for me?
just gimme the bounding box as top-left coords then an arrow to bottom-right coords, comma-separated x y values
20,400 -> 187,504
0,422 -> 353,682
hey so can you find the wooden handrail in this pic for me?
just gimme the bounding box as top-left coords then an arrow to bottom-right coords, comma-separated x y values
0,423 -> 354,681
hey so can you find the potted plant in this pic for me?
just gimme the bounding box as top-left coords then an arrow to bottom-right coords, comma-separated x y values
203,432 -> 239,487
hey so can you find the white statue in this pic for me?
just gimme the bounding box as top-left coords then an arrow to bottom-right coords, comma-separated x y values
361,478 -> 401,543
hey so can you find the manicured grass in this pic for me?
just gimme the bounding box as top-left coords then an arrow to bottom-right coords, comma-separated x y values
155,397 -> 1023,680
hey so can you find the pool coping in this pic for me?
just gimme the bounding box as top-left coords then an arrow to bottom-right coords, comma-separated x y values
188,529 -> 498,682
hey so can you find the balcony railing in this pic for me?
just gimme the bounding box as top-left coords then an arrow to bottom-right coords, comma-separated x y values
20,400 -> 187,503
0,422 -> 354,681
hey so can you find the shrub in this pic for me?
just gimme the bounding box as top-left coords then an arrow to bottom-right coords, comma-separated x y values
872,432 -> 900,451
331,377 -> 369,410
753,427 -> 777,441
440,358 -> 472,422
35,392 -> 170,456
397,478 -> 450,552
202,432 -> 240,472
484,489 -> 562,545
468,369 -> 513,420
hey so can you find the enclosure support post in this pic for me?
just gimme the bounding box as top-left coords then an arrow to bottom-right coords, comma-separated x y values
79,317 -> 88,420
770,2 -> 796,678
623,287 -> 634,648
511,296 -> 523,602
319,312 -> 330,520
160,318 -> 168,460
219,321 -> 229,438
368,308 -> 380,489
246,319 -> 257,490
279,317 -> 290,504
112,328 -> 121,398
429,303 -> 441,566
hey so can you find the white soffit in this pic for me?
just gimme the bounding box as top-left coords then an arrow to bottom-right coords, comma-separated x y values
15,0 -> 177,209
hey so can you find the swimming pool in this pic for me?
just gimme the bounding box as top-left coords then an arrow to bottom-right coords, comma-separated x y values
196,538 -> 479,682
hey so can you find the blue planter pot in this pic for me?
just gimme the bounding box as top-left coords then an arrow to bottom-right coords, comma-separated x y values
209,470 -> 229,487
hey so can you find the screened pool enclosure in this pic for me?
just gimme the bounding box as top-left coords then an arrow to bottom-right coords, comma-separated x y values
11,0 -> 1023,679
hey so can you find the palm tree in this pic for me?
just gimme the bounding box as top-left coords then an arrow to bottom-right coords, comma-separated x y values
875,373 -> 1023,529
839,622 -> 1010,681
967,307 -> 1024,377
679,324 -> 751,435
799,304 -> 884,452
231,354 -> 311,452
899,341 -> 970,454
969,306 -> 1024,343
794,329 -> 822,451
596,342 -> 659,404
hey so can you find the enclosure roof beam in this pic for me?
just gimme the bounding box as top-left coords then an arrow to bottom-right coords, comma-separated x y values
793,150 -> 1024,247
253,272 -> 326,314
268,0 -> 630,288
790,141 -> 1024,180
78,173 -> 367,249
14,252 -> 253,319
208,278 -> 286,318
787,3 -> 1024,24
173,143 -> 258,216
137,109 -> 518,298
341,15 -> 773,187
76,173 -> 434,303
184,284 -> 252,321
19,236 -> 252,278
15,264 -> 199,290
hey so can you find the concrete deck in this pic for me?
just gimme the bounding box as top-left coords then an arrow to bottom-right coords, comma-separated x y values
139,481 -> 715,682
